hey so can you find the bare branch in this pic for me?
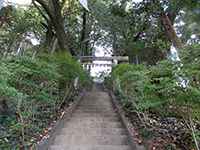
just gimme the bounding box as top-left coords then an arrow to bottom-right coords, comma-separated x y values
32,0 -> 49,22
33,0 -> 54,21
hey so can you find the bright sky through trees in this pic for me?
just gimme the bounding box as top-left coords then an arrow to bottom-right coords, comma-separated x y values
12,0 -> 31,5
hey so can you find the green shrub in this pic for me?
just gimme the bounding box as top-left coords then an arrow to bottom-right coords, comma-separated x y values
0,52 -> 90,149
112,63 -> 146,79
108,45 -> 200,149
52,52 -> 90,87
110,59 -> 200,119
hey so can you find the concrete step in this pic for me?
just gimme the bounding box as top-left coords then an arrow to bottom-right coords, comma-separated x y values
75,107 -> 115,112
79,100 -> 112,105
72,112 -> 118,118
54,135 -> 129,145
64,121 -> 123,128
65,119 -> 122,125
78,105 -> 114,108
67,119 -> 121,126
78,106 -> 114,109
78,103 -> 114,106
49,145 -> 132,150
47,87 -> 133,149
75,109 -> 115,114
69,117 -> 120,122
66,116 -> 120,122
58,127 -> 127,136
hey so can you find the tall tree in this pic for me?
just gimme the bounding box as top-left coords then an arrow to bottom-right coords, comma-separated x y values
32,0 -> 75,54
80,9 -> 89,56
151,0 -> 199,50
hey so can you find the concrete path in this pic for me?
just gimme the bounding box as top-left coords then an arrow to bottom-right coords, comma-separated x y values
49,84 -> 133,150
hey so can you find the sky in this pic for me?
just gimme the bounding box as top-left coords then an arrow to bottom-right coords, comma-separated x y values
0,0 -> 31,7
11,0 -> 31,5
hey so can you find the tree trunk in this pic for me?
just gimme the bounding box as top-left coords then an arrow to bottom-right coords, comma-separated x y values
33,0 -> 54,51
53,21 -> 68,51
35,0 -> 75,55
45,21 -> 55,49
112,32 -> 117,56
80,10 -> 88,56
160,13 -> 182,49
50,0 -> 68,51
0,99 -> 9,115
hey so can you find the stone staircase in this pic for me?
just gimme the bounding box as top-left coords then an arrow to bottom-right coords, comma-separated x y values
48,85 -> 133,150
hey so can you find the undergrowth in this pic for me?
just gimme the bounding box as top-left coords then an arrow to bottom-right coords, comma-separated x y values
0,52 -> 91,149
107,44 -> 200,149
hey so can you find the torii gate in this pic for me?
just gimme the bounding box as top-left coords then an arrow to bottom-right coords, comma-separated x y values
79,56 -> 129,73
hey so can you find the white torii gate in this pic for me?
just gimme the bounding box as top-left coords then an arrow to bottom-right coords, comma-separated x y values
79,56 -> 129,73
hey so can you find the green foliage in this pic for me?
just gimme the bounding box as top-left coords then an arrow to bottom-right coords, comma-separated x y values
112,63 -> 146,79
0,6 -> 44,55
0,53 -> 90,149
110,55 -> 200,119
109,55 -> 200,148
52,52 -> 90,86
10,7 -> 43,36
